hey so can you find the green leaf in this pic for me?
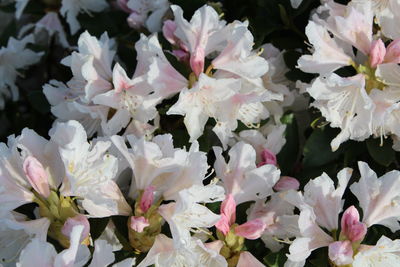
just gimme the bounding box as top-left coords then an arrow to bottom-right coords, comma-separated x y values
366,137 -> 395,167
303,127 -> 343,168
277,113 -> 299,175
111,216 -> 131,250
27,91 -> 50,115
264,250 -> 287,267
89,217 -> 110,240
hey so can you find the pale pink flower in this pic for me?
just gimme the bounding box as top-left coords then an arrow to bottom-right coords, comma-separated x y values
234,219 -> 266,240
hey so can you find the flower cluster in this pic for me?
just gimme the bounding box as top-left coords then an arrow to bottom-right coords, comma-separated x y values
2,0 -> 400,266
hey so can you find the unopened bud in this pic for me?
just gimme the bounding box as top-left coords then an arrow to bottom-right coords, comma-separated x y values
23,156 -> 51,198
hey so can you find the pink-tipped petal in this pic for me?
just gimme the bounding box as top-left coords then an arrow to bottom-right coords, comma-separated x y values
215,218 -> 230,235
190,48 -> 205,77
215,194 -> 236,235
130,216 -> 150,233
237,251 -> 265,267
257,148 -> 277,167
273,176 -> 300,191
163,20 -> 178,45
328,241 -> 353,266
235,219 -> 266,240
140,186 -> 155,213
369,39 -> 386,68
385,39 -> 400,64
23,156 -> 51,198
221,194 -> 236,225
61,214 -> 90,243
341,206 -> 367,242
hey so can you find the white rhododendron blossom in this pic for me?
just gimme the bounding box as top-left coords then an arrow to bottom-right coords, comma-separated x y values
60,0 -> 109,34
0,34 -> 43,109
44,32 -> 163,137
164,5 -> 283,148
117,0 -> 171,32
18,12 -> 70,48
3,0 -> 400,266
299,0 -> 400,151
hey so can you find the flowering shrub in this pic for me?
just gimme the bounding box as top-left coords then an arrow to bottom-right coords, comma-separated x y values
1,0 -> 400,266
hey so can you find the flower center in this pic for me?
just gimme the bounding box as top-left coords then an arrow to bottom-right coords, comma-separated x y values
352,62 -> 387,94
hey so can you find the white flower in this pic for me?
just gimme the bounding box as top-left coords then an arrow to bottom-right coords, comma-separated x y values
43,31 -> 115,136
158,184 -> 224,247
60,0 -> 108,34
281,167 -> 353,264
0,125 -> 64,212
170,4 -> 227,76
297,21 -> 353,75
111,133 -> 209,201
165,5 -> 282,147
353,236 -> 400,267
167,74 -> 242,147
213,141 -> 280,205
16,224 -> 90,267
0,34 -> 43,109
260,43 -> 296,121
236,123 -> 286,164
286,207 -> 333,263
350,161 -> 400,231
126,0 -> 170,32
248,194 -> 299,252
352,0 -> 400,39
0,211 -> 50,267
302,168 -> 352,231
51,120 -> 131,217
137,234 -> 227,267
299,1 -> 400,150
18,12 -> 70,48
308,74 -> 373,151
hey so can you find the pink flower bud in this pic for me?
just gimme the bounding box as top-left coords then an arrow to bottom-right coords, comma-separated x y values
62,214 -> 90,243
140,186 -> 155,213
23,156 -> 51,198
129,216 -> 150,233
257,148 -> 277,167
328,241 -> 353,266
127,12 -> 146,30
190,48 -> 205,77
215,194 -> 236,235
163,20 -> 178,45
341,206 -> 367,242
384,39 -> 400,64
235,219 -> 266,240
273,176 -> 300,191
369,39 -> 386,68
